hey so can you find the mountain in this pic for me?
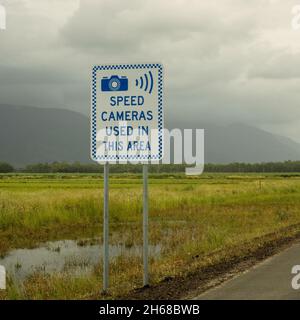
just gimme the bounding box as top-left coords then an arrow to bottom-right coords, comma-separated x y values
165,119 -> 300,163
0,104 -> 299,166
0,105 -> 90,166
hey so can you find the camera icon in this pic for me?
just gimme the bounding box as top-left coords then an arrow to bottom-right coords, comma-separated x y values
101,75 -> 128,92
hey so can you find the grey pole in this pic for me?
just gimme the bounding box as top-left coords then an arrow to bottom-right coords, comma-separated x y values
143,164 -> 149,286
103,162 -> 109,293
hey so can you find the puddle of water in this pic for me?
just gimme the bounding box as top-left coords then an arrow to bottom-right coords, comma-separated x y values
0,240 -> 161,282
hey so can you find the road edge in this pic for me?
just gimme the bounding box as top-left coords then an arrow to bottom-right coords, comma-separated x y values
120,223 -> 300,300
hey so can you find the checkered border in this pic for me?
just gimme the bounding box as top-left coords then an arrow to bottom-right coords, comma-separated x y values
91,63 -> 163,162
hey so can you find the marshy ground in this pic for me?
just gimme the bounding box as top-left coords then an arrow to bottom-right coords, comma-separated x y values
0,172 -> 300,299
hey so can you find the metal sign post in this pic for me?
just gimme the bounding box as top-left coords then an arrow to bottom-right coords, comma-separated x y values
103,162 -> 109,293
143,164 -> 149,286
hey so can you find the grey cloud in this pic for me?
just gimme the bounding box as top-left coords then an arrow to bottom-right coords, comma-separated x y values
1,0 -> 300,142
61,0 -> 257,56
248,52 -> 300,79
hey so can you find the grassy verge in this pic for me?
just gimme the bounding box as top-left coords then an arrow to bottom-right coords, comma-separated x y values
0,173 -> 300,299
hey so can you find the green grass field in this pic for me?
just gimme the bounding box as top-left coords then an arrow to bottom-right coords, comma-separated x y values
1,173 -> 300,299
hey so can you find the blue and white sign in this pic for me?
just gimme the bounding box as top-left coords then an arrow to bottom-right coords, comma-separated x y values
91,63 -> 163,163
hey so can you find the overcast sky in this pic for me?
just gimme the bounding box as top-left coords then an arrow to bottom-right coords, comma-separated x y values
1,0 -> 300,142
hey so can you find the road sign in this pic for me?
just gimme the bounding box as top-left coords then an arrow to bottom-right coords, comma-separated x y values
91,63 -> 163,163
90,63 -> 163,293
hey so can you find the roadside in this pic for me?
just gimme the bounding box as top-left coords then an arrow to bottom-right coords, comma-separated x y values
1,174 -> 300,299
122,223 -> 300,300
197,241 -> 300,300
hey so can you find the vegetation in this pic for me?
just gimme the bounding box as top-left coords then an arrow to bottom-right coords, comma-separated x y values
0,162 -> 14,173
2,160 -> 300,173
205,161 -> 300,173
0,173 -> 300,299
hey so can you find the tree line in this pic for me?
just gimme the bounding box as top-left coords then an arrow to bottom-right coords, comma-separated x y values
1,161 -> 300,173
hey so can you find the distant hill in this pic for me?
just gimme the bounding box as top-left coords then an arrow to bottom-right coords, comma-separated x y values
0,104 -> 299,166
0,105 -> 90,166
167,118 -> 300,163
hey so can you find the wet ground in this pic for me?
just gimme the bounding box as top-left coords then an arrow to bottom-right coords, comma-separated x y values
0,239 -> 161,282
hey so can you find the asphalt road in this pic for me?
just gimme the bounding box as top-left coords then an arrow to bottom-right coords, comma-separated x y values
197,242 -> 300,300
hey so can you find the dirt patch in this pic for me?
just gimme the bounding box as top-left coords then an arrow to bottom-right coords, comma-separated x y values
120,223 -> 300,300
